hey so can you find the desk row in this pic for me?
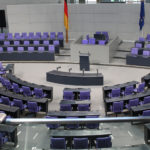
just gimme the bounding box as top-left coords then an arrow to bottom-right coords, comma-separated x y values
1,75 -> 53,99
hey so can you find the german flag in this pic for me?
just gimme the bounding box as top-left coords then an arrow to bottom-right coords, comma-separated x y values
64,0 -> 69,30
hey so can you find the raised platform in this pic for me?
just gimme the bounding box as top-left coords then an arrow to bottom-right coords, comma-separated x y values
46,70 -> 103,86
126,54 -> 150,67
71,35 -> 120,64
0,52 -> 55,61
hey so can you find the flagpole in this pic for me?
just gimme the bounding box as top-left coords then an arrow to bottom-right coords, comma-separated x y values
66,29 -> 68,43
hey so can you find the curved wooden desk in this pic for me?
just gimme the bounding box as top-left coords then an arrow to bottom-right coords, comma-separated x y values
46,70 -> 103,85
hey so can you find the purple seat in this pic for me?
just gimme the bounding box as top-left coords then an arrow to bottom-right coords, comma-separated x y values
4,41 -> 10,46
50,33 -> 56,40
73,138 -> 88,149
57,34 -> 64,40
0,47 -> 3,53
1,96 -> 11,106
22,32 -> 27,37
125,98 -> 139,110
135,43 -> 142,48
86,115 -> 99,129
134,82 -> 145,93
43,40 -> 49,45
48,45 -> 55,53
86,35 -> 89,40
89,38 -> 95,44
66,117 -> 79,129
98,40 -> 106,45
131,48 -> 138,55
79,91 -> 90,100
22,86 -> 32,96
53,40 -> 59,46
60,104 -> 72,111
14,41 -> 20,46
102,31 -> 109,41
24,41 -> 30,46
45,116 -> 60,129
4,79 -> 12,90
143,51 -> 150,57
28,47 -> 34,53
29,32 -> 34,37
12,83 -> 21,93
15,35 -> 22,40
146,44 -> 150,49
36,32 -> 41,36
14,33 -> 20,37
122,85 -> 134,96
27,101 -> 41,113
78,104 -> 90,111
17,47 -> 24,53
63,91 -> 74,100
38,47 -> 44,53
146,34 -> 150,42
34,88 -> 47,98
82,39 -> 88,44
0,62 -> 5,71
96,31 -> 101,34
139,37 -> 145,42
33,41 -> 40,45
33,35 -> 40,40
143,96 -> 150,104
7,33 -> 13,40
58,32 -> 63,35
43,32 -> 49,36
142,110 -> 150,116
0,132 -> 8,147
110,101 -> 124,114
50,138 -> 66,149
108,88 -> 120,98
7,47 -> 14,53
12,99 -> 27,110
96,136 -> 112,148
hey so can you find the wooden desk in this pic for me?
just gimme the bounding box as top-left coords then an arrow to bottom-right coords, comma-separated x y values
60,100 -> 91,111
0,104 -> 20,118
47,111 -> 100,118
0,124 -> 18,146
0,88 -> 48,113
6,73 -> 53,100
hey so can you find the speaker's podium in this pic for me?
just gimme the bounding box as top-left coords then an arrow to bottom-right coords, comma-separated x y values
79,53 -> 90,71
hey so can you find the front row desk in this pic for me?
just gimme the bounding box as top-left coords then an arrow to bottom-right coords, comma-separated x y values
46,70 -> 103,86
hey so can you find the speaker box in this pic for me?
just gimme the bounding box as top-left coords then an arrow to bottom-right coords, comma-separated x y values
0,10 -> 6,28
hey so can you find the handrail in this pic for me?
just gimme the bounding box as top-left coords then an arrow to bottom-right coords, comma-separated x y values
3,116 -> 150,125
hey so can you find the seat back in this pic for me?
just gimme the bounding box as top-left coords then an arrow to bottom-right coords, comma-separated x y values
96,136 -> 112,148
111,88 -> 120,98
45,116 -> 59,129
34,88 -> 44,98
112,101 -> 123,113
137,82 -> 145,92
12,83 -> 20,93
63,91 -> 74,100
78,104 -> 90,111
27,101 -> 38,112
50,138 -> 66,149
22,86 -> 32,96
73,138 -> 88,149
144,96 -> 150,104
1,96 -> 10,105
86,115 -> 99,129
125,85 -> 134,95
143,110 -> 150,116
13,99 -> 23,110
60,104 -> 72,111
131,48 -> 138,55
79,91 -> 90,100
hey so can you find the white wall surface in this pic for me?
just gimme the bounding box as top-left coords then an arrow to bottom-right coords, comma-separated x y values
7,3 -> 150,40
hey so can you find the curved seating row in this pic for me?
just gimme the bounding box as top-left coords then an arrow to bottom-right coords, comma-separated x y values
6,73 -> 53,100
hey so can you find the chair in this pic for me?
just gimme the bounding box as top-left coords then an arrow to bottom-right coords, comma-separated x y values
36,32 -> 41,37
34,88 -> 47,98
78,104 -> 90,111
134,82 -> 145,93
143,96 -> 150,104
4,79 -> 12,90
135,43 -> 142,48
14,41 -> 20,46
143,51 -> 150,57
17,47 -> 24,53
0,62 -> 5,71
82,39 -> 88,44
50,138 -> 66,149
50,33 -> 55,40
4,41 -> 10,46
142,110 -> 150,116
102,31 -> 109,41
41,34 -> 48,40
43,40 -> 49,45
12,99 -> 27,111
109,88 -> 120,98
63,91 -> 74,100
146,44 -> 150,49
79,91 -> 90,100
146,34 -> 150,42
53,40 -> 59,46
66,117 -> 79,129
12,83 -> 22,93
7,33 -> 13,40
86,115 -> 99,129
28,47 -> 34,53
57,34 -> 64,40
38,47 -> 44,53
1,96 -> 11,106
24,41 -> 30,46
96,136 -> 112,148
89,38 -> 95,44
73,138 -> 88,149
131,48 -> 138,55
139,37 -> 145,42
27,101 -> 41,113
33,41 -> 40,45
22,86 -> 33,96
0,132 -> 8,148
45,116 -> 59,129
110,101 -> 124,115
60,104 -> 72,111
125,98 -> 139,110
122,85 -> 134,96
14,33 -> 20,38
0,47 -> 3,53
98,40 -> 106,45
7,47 -> 14,53
29,32 -> 34,37
49,45 -> 55,53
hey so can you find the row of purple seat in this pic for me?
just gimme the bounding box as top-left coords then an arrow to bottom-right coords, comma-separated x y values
0,32 -> 64,40
136,35 -> 150,43
82,39 -> 107,45
0,45 -> 55,53
0,77 -> 47,99
131,47 -> 150,57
